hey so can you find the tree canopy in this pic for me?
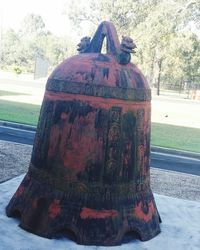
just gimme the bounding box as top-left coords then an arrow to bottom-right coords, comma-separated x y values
67,0 -> 200,93
0,13 -> 71,74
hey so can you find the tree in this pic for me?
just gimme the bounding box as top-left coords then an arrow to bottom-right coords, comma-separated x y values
45,33 -> 69,68
1,13 -> 71,73
20,14 -> 46,38
67,0 -> 159,36
66,0 -> 200,95
1,29 -> 20,66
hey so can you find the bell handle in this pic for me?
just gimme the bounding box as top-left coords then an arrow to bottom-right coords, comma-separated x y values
85,21 -> 120,56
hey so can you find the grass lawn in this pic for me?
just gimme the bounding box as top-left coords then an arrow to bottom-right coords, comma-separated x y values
0,100 -> 40,125
0,99 -> 199,153
151,123 -> 200,153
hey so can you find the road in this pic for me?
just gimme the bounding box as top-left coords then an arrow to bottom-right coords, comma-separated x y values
1,125 -> 200,176
0,77 -> 45,105
0,77 -> 45,91
152,95 -> 200,129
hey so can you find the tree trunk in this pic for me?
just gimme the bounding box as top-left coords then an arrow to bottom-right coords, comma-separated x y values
157,59 -> 163,96
149,52 -> 155,86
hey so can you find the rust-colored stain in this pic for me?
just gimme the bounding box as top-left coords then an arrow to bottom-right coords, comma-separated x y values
134,201 -> 155,222
48,199 -> 61,218
80,207 -> 119,219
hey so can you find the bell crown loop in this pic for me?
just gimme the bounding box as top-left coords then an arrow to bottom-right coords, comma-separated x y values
77,21 -> 135,64
85,21 -> 120,56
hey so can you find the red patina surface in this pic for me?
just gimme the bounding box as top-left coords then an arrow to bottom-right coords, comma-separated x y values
80,208 -> 119,219
134,201 -> 155,223
48,199 -> 61,219
6,21 -> 161,246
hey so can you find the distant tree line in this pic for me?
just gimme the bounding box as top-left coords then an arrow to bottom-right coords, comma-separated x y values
0,14 -> 74,74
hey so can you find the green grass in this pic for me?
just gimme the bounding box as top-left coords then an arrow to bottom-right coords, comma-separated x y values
0,90 -> 30,96
0,100 -> 40,125
151,123 -> 200,153
0,99 -> 199,153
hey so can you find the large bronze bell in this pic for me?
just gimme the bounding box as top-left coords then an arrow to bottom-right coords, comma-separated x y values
6,21 -> 161,246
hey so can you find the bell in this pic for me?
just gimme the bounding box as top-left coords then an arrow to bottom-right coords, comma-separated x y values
6,21 -> 161,246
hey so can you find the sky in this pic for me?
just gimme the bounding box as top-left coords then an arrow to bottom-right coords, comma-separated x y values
0,0 -> 75,36
0,0 -> 199,38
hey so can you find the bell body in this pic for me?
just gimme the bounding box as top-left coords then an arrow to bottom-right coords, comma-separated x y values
6,22 -> 161,246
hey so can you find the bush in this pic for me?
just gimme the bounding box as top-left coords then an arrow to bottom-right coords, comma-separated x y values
13,66 -> 22,75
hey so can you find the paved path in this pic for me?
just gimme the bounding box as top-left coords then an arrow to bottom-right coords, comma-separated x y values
152,95 -> 200,129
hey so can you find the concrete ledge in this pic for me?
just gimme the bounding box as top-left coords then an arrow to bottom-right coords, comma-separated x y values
0,120 -> 36,132
151,145 -> 200,160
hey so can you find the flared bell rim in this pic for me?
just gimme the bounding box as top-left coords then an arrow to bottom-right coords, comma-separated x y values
6,171 -> 161,246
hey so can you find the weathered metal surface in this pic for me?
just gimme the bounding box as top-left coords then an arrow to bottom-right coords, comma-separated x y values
6,21 -> 161,246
